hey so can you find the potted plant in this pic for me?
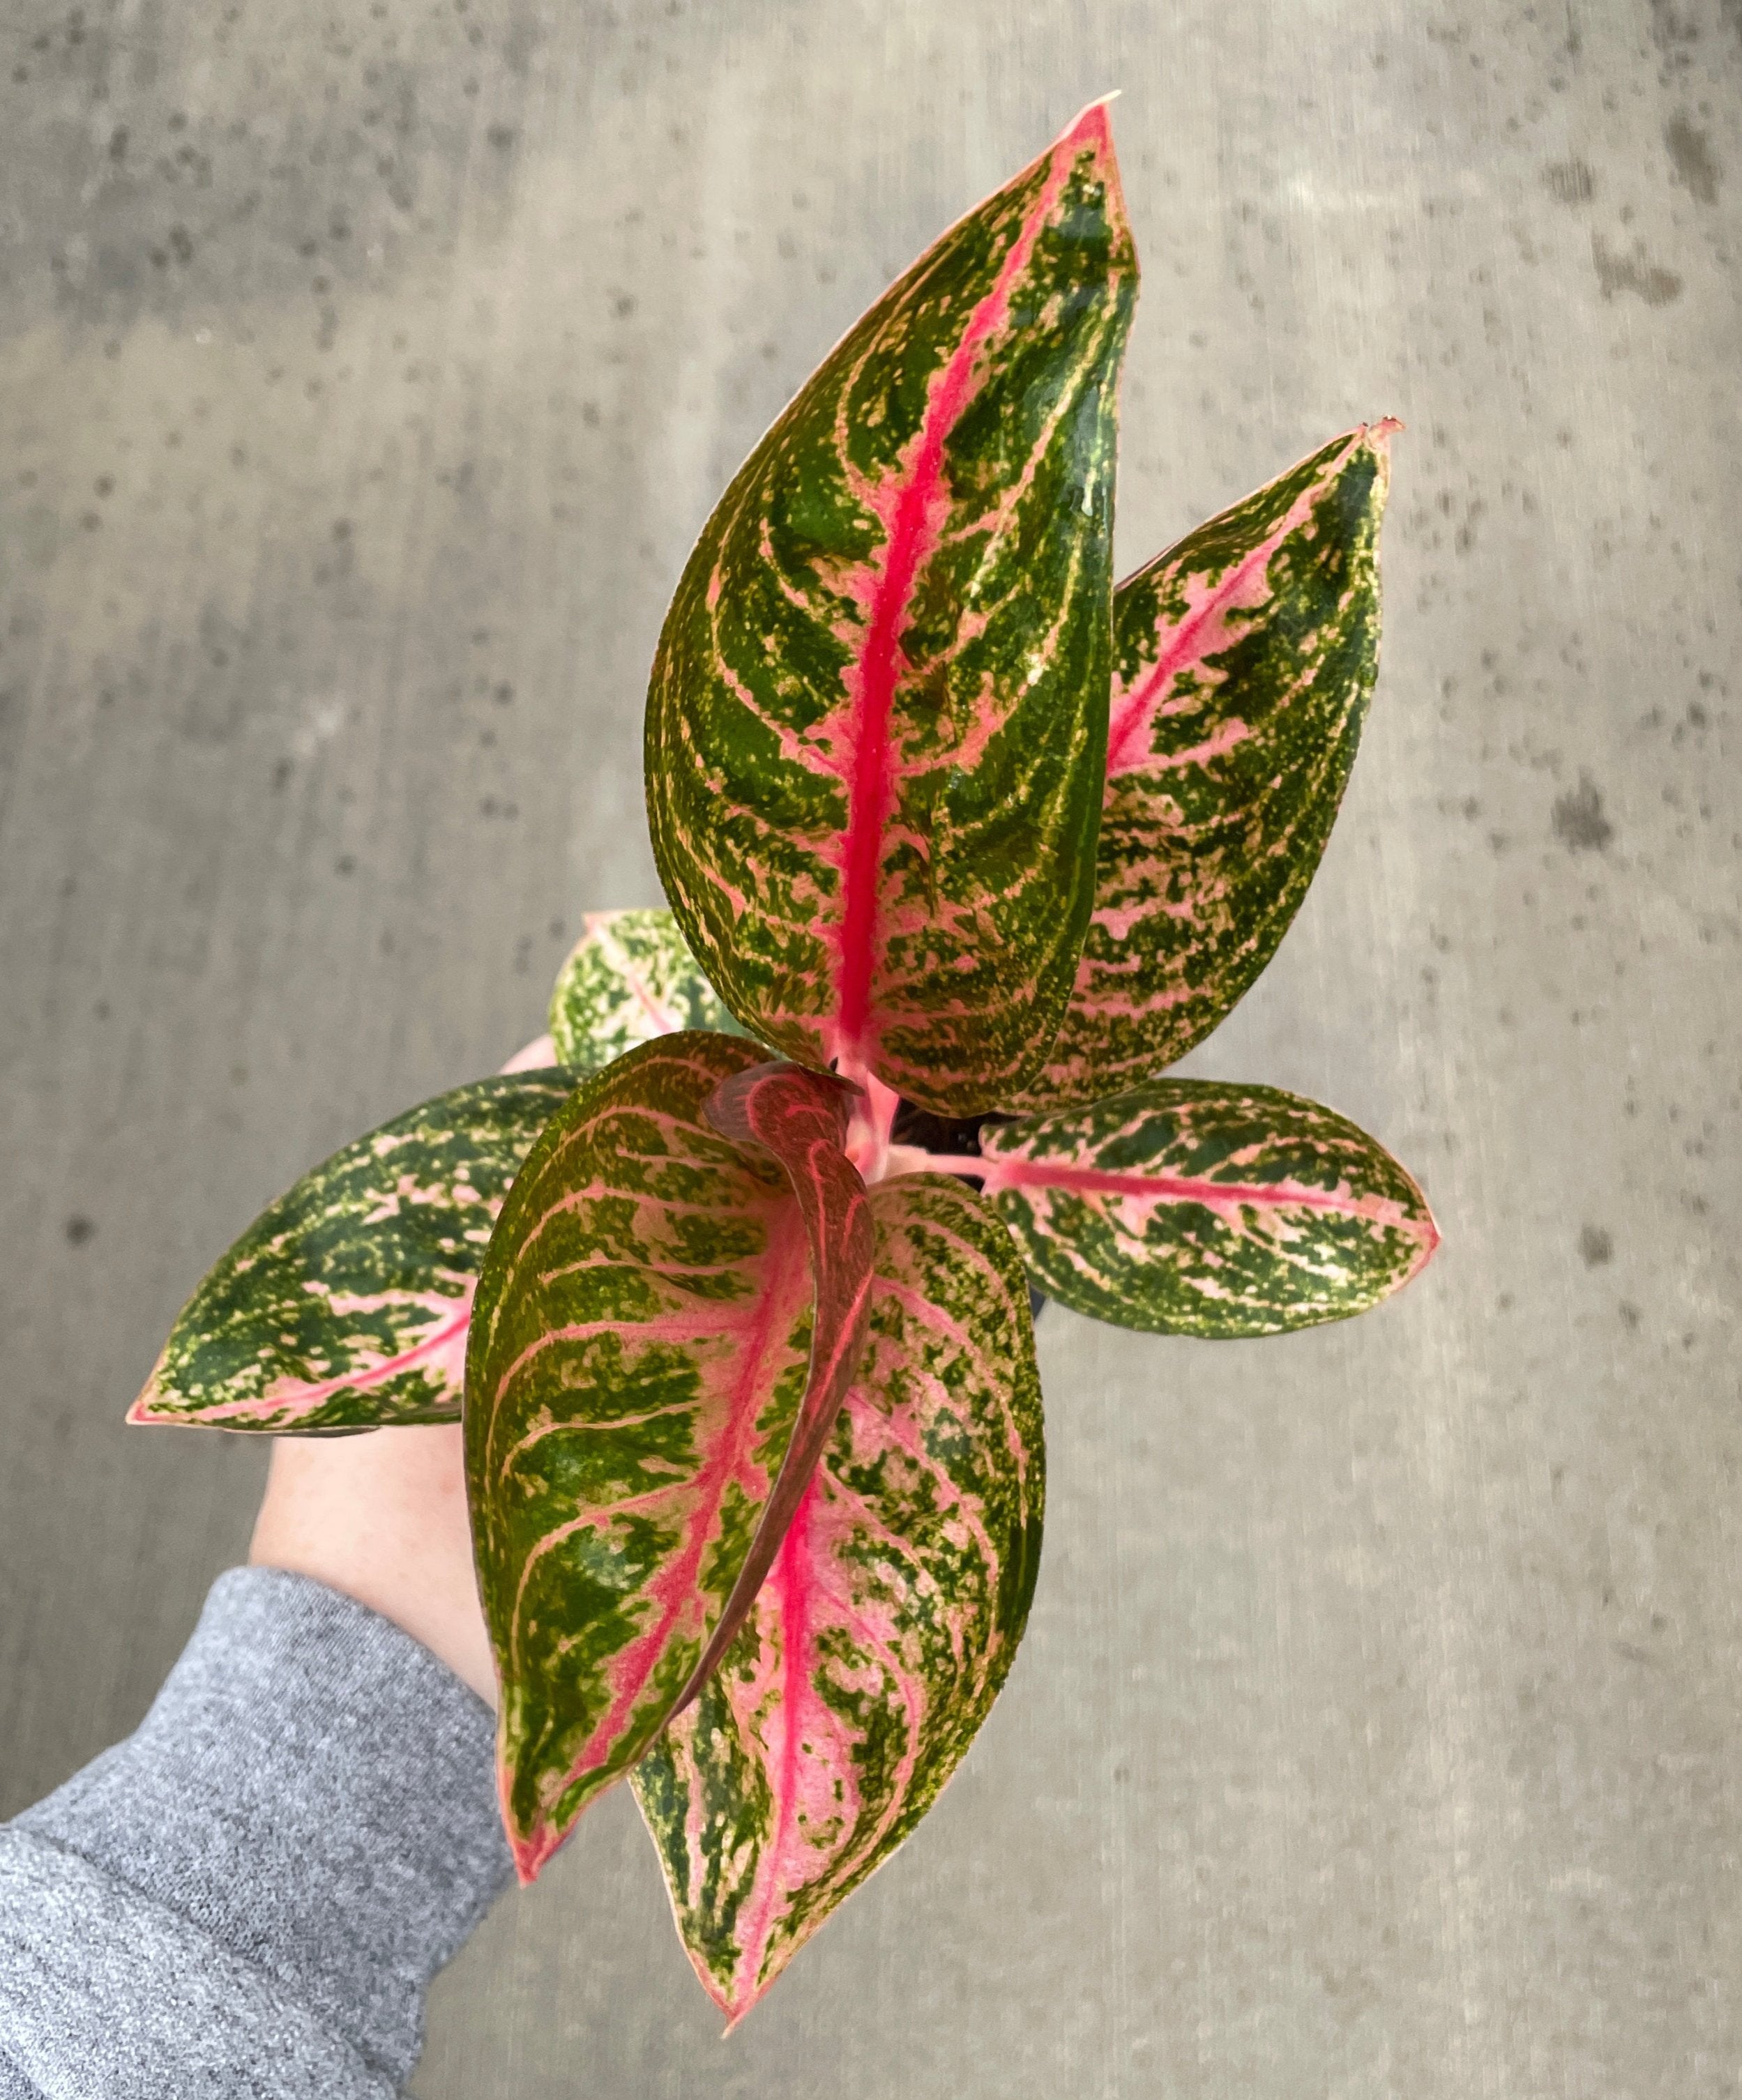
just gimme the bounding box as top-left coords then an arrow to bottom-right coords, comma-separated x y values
130,99 -> 1436,2026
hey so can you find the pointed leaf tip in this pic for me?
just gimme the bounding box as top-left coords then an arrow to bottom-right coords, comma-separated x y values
646,112 -> 1137,1115
509,1821 -> 556,1889
466,1033 -> 803,1873
467,1037 -> 877,1876
1009,425 -> 1396,1107
1059,93 -> 1119,145
634,1173 -> 1045,2021
129,1073 -> 575,1433
983,1079 -> 1438,1337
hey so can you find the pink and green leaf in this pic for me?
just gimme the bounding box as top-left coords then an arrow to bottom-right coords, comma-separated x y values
463,1035 -> 874,1880
979,1078 -> 1437,1335
1011,425 -> 1395,1109
646,102 -> 1137,1118
632,1172 -> 1044,2025
547,907 -> 751,1072
674,1060 -> 876,1712
128,1072 -> 573,1433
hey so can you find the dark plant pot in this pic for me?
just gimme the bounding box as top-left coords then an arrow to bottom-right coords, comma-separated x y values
888,1098 -> 1045,1320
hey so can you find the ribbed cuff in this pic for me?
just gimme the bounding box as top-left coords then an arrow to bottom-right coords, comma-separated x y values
5,1567 -> 510,2090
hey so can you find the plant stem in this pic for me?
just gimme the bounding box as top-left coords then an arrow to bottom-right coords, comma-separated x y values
879,1145 -> 992,1185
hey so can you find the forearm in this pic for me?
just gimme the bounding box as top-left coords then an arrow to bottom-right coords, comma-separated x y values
246,1426 -> 498,1707
0,1566 -> 510,2098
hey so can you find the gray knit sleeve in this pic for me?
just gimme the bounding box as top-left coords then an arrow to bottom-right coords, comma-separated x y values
0,1566 -> 512,2098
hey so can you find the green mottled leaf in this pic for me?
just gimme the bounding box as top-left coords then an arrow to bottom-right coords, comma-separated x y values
464,1033 -> 874,1881
633,1173 -> 1043,2025
129,1073 -> 574,1433
980,1078 -> 1437,1335
646,102 -> 1137,1118
1012,425 -> 1395,1109
548,907 -> 750,1072
676,1058 -> 874,1712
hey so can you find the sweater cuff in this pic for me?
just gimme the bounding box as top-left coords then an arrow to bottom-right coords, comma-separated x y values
6,1567 -> 511,2087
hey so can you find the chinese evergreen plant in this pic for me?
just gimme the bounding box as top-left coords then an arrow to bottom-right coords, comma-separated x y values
132,102 -> 1437,2024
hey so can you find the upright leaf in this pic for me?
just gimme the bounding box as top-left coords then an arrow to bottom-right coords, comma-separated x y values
633,1173 -> 1044,2025
128,1073 -> 573,1433
1013,425 -> 1395,1108
548,907 -> 750,1072
980,1078 -> 1437,1335
646,101 -> 1137,1118
464,1035 -> 872,1880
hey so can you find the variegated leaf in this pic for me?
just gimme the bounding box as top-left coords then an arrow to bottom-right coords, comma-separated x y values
646,101 -> 1137,1118
979,1079 -> 1437,1335
1012,425 -> 1395,1109
676,1060 -> 875,1711
633,1172 -> 1043,2026
464,1034 -> 875,1880
548,907 -> 750,1072
128,1073 -> 573,1433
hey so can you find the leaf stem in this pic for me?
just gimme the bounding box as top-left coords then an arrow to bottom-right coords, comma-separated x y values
879,1144 -> 992,1186
844,1068 -> 902,1185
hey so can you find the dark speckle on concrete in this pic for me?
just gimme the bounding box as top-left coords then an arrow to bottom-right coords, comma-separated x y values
1649,0 -> 1699,57
1554,773 -> 1614,852
1664,113 -> 1720,203
1592,236 -> 1683,305
1544,158 -> 1593,204
1580,1225 -> 1614,1266
63,1216 -> 95,1247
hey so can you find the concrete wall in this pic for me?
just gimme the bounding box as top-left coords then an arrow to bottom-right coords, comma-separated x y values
1,2 -> 1737,2093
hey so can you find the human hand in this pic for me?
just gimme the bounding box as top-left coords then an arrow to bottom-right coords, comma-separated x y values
249,1423 -> 497,1707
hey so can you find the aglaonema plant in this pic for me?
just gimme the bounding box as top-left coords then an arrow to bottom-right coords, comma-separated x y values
130,100 -> 1437,2024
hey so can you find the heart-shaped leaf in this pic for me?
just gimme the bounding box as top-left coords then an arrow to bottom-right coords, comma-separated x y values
980,1078 -> 1437,1334
1011,425 -> 1395,1108
632,1172 -> 1044,2025
464,1034 -> 874,1880
128,1072 -> 573,1433
549,908 -> 750,1072
646,101 -> 1137,1117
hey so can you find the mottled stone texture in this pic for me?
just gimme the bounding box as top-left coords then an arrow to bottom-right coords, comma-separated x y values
0,3 -> 1736,2096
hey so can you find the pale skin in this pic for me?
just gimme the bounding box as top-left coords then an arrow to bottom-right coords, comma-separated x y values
249,1423 -> 498,1707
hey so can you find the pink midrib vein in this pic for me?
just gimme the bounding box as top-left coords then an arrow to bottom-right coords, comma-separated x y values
1102,426 -> 1372,780
134,1291 -> 474,1424
726,1433 -> 930,2024
671,1088 -> 874,1718
510,1208 -> 808,1881
725,1490 -> 817,2021
978,1151 -> 1437,1238
592,916 -> 683,1035
829,114 -> 1096,1069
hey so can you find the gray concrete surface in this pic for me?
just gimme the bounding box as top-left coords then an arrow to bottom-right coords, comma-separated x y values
2,1 -> 1738,2093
